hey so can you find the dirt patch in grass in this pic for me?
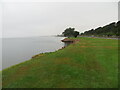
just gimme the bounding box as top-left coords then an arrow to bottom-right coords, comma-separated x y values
57,59 -> 105,72
53,56 -> 105,72
54,57 -> 70,64
54,57 -> 83,69
55,57 -> 80,67
32,54 -> 44,58
85,60 -> 105,72
3,62 -> 40,87
80,46 -> 116,48
3,66 -> 30,86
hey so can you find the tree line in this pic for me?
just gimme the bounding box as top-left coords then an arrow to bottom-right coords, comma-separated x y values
62,21 -> 119,38
80,21 -> 120,37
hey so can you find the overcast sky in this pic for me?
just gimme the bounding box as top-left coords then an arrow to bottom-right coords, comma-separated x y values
2,1 -> 118,38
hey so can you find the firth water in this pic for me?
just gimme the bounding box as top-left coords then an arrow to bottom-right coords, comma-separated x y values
1,36 -> 64,70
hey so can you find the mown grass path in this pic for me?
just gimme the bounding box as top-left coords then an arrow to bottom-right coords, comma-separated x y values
2,37 -> 118,88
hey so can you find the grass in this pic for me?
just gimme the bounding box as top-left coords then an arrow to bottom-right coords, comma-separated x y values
1,37 -> 118,88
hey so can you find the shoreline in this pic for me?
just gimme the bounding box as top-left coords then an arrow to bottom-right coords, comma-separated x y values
1,36 -> 118,71
31,38 -> 80,59
1,37 -> 65,71
2,37 -> 118,88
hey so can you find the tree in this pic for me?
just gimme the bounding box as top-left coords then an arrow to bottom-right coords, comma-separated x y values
62,27 -> 79,38
73,31 -> 79,38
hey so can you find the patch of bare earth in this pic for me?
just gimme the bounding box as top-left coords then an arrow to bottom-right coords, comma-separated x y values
85,60 -> 105,72
3,62 -> 40,87
80,45 -> 116,48
32,54 -> 44,58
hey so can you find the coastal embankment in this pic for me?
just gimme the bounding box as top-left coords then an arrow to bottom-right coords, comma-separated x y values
2,37 -> 118,88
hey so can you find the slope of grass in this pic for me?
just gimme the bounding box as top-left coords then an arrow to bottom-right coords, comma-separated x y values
2,37 -> 118,88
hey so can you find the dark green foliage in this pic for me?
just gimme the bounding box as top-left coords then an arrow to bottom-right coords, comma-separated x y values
62,27 -> 75,37
81,21 -> 120,37
73,31 -> 79,38
62,27 -> 79,38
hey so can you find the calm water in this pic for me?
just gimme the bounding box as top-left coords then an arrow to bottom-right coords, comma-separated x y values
1,36 -> 64,70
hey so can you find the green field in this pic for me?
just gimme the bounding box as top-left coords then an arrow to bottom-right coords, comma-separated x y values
2,37 -> 118,88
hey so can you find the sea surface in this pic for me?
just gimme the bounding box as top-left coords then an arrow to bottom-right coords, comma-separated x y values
1,36 -> 64,70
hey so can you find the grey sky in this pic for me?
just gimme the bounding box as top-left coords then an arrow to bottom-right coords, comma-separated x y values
2,2 -> 118,38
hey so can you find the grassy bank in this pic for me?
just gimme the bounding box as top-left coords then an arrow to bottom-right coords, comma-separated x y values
2,37 -> 118,88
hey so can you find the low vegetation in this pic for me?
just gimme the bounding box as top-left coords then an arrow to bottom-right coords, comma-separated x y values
2,37 -> 118,88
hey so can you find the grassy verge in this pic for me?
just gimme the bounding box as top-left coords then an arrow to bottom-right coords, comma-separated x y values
2,37 -> 118,88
